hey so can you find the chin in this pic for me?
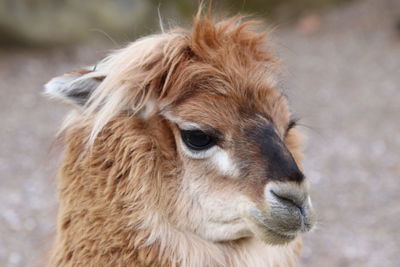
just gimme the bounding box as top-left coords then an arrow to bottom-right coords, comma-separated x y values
245,217 -> 298,245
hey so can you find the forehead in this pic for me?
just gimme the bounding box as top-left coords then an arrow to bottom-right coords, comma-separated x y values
167,87 -> 290,131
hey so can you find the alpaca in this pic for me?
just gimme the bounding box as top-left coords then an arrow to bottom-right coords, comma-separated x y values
44,10 -> 315,267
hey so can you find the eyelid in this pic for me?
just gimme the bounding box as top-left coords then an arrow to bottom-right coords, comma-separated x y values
177,122 -> 204,131
181,128 -> 221,143
176,122 -> 221,139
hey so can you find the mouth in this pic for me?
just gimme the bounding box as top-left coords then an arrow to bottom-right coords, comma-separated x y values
244,206 -> 297,244
241,202 -> 315,245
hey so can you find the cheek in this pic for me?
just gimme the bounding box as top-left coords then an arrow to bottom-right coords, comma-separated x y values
210,148 -> 240,178
181,175 -> 252,241
181,169 -> 250,220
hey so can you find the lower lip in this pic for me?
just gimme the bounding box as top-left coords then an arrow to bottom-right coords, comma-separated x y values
249,209 -> 300,239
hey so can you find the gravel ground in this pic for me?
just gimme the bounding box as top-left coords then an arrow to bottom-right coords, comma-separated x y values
0,0 -> 399,266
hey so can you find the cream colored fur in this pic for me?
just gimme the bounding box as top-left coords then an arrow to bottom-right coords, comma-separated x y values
45,11 -> 314,267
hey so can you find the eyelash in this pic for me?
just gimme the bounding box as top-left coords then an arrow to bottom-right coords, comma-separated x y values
288,119 -> 297,129
286,118 -> 299,135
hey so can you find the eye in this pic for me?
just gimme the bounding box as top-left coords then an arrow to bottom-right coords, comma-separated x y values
287,119 -> 297,130
285,118 -> 298,136
180,130 -> 216,151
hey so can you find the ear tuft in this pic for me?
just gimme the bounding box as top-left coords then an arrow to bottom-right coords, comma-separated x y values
44,69 -> 104,107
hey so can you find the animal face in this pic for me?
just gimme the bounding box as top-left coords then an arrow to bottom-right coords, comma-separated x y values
159,74 -> 315,244
45,14 -> 315,247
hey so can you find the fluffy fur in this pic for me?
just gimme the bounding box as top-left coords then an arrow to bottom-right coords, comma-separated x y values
45,10 -> 314,267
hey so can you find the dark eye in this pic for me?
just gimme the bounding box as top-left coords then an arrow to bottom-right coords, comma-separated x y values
285,119 -> 298,136
180,130 -> 216,151
287,119 -> 297,130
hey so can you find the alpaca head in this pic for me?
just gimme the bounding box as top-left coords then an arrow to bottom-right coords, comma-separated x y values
45,14 -> 315,246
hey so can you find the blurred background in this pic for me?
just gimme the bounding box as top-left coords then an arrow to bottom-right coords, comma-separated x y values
0,0 -> 399,266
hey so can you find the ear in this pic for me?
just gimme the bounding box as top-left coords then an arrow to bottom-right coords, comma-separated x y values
44,68 -> 105,107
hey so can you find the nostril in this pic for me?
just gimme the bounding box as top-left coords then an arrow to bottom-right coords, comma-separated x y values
267,183 -> 315,233
270,190 -> 305,214
271,190 -> 296,205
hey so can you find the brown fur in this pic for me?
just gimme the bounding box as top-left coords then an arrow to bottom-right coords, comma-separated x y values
46,10 -> 312,267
